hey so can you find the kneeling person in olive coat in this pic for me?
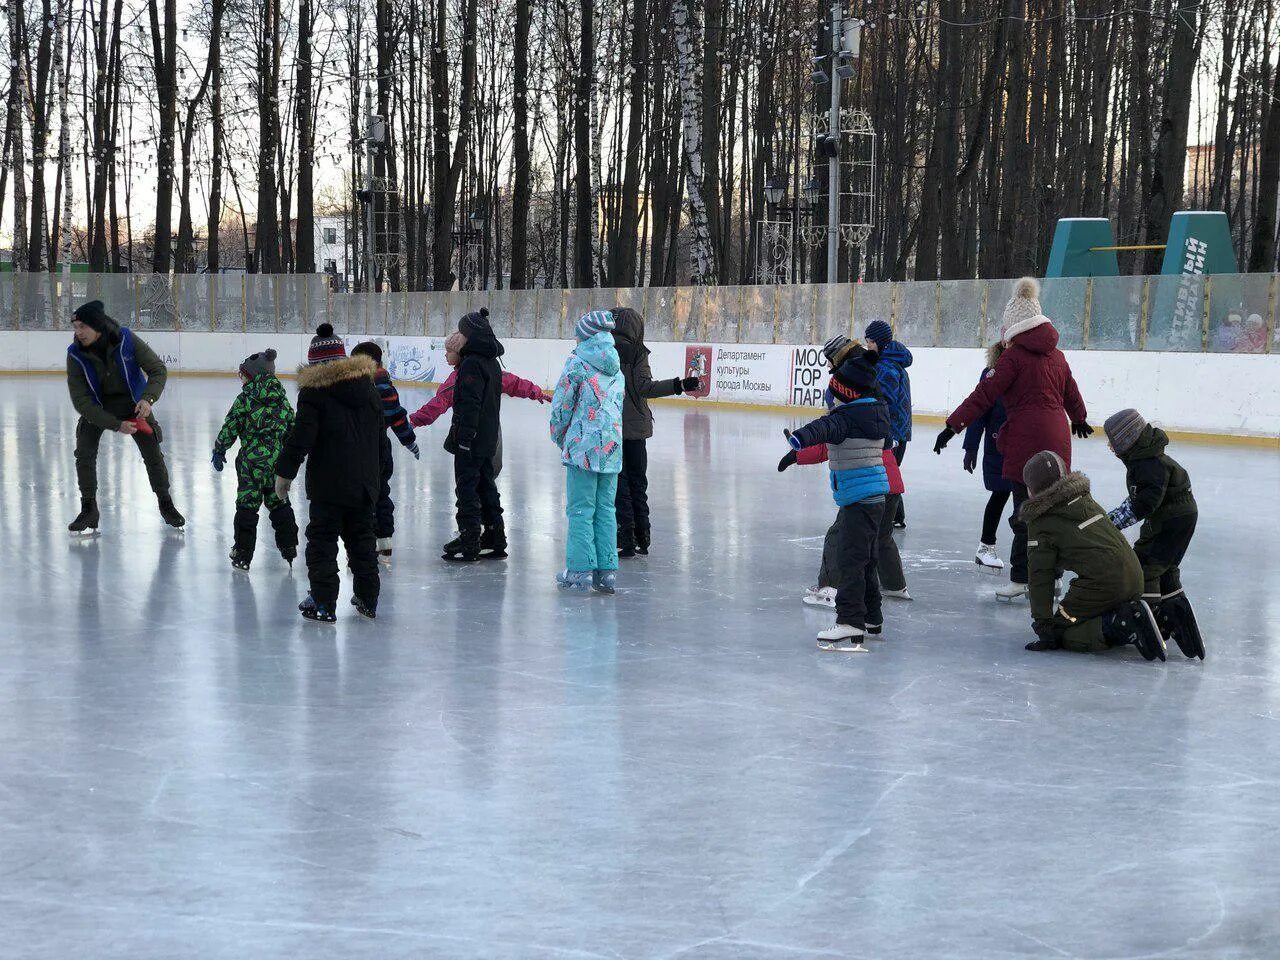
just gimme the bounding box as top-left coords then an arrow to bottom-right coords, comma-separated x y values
1020,451 -> 1166,660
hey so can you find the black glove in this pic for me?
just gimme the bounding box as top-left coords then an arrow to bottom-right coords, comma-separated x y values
678,376 -> 700,393
777,450 -> 797,472
933,426 -> 955,454
1072,421 -> 1093,439
962,449 -> 977,474
1026,619 -> 1064,651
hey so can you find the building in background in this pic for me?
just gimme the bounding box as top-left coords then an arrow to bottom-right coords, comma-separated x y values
314,215 -> 351,290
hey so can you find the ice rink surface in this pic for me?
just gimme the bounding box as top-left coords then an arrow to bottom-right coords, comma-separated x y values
2,373 -> 1279,959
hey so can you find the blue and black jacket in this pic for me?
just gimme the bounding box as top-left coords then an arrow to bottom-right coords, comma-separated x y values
789,392 -> 891,506
66,327 -> 168,430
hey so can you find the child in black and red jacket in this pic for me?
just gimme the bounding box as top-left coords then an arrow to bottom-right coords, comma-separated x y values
351,341 -> 419,567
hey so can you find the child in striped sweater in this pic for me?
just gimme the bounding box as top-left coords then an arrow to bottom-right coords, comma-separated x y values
351,342 -> 419,566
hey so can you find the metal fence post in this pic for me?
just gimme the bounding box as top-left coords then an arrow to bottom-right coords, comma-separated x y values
1201,275 -> 1212,352
1265,274 -> 1277,355
1138,278 -> 1150,350
978,280 -> 989,346
1082,278 -> 1093,350
932,282 -> 942,347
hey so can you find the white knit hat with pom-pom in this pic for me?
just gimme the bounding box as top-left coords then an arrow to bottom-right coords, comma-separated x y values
1000,277 -> 1047,344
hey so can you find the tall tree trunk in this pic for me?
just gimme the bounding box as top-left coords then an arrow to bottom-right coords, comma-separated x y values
295,0 -> 315,274
254,0 -> 281,272
1250,40 -> 1280,271
148,0 -> 178,272
510,0 -> 531,288
429,0 -> 478,290
573,0 -> 595,286
207,0 -> 223,273
673,0 -> 715,283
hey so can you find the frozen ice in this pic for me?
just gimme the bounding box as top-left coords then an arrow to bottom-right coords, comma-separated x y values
1,374 -> 1279,958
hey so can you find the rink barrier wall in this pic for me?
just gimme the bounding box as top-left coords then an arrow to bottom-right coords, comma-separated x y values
3,330 -> 1278,445
2,271 -> 1278,355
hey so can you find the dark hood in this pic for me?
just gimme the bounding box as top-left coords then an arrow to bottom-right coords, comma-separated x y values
295,355 -> 377,407
611,307 -> 646,363
1011,322 -> 1059,355
881,340 -> 913,368
461,323 -> 504,360
1122,424 -> 1169,461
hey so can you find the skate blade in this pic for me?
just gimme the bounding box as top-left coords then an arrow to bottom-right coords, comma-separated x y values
975,560 -> 1004,575
69,529 -> 101,539
479,551 -> 508,560
802,596 -> 835,608
816,640 -> 870,653
441,554 -> 481,563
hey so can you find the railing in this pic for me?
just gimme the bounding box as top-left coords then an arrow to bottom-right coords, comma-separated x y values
1,272 -> 1277,354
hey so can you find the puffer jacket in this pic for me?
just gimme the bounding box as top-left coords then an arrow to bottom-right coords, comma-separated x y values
66,327 -> 168,430
789,392 -> 891,506
275,355 -> 383,506
1118,425 -> 1197,525
961,368 -> 1013,493
1021,471 -> 1143,623
550,332 -> 625,474
446,320 -> 505,458
612,307 -> 682,440
875,340 -> 913,442
214,374 -> 295,459
947,321 -> 1086,484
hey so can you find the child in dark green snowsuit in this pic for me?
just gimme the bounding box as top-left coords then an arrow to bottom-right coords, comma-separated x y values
213,349 -> 299,569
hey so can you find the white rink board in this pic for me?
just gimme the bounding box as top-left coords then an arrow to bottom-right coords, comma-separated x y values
3,330 -> 1278,439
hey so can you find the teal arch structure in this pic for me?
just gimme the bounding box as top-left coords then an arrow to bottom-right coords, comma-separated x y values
1045,218 -> 1120,278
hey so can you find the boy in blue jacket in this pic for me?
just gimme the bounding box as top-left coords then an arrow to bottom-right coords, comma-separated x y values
865,320 -> 912,528
786,346 -> 892,652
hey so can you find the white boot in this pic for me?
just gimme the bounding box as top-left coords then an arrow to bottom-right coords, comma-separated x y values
882,587 -> 913,601
975,543 -> 1004,573
995,581 -> 1029,602
803,586 -> 836,608
816,623 -> 869,653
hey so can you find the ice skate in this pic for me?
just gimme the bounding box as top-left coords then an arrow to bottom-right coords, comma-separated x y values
865,622 -> 884,639
995,581 -> 1029,602
229,549 -> 251,572
635,529 -> 650,556
1103,600 -> 1166,661
974,543 -> 1004,573
479,526 -> 508,560
882,587 -> 912,601
298,593 -> 336,623
377,538 -> 393,568
441,534 -> 480,563
1156,590 -> 1205,660
68,498 -> 100,536
618,545 -> 637,560
556,569 -> 591,593
591,570 -> 617,595
157,495 -> 185,529
351,596 -> 377,620
816,623 -> 869,653
803,586 -> 836,608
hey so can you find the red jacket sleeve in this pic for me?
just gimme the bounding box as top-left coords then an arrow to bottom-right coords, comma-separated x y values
796,443 -> 829,466
408,372 -> 456,427
501,370 -> 546,401
947,352 -> 1018,432
1061,363 -> 1087,423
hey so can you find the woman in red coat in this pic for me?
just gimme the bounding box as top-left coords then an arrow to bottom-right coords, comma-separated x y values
934,277 -> 1092,600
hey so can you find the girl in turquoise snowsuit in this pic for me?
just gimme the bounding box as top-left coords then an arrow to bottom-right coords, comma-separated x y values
550,310 -> 625,594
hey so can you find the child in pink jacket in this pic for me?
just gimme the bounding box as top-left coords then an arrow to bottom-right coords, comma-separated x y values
408,331 -> 549,479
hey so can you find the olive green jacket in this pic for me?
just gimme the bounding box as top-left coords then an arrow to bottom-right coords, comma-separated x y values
1022,471 -> 1143,622
66,333 -> 168,430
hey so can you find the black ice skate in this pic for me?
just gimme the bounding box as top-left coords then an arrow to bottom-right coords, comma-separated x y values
68,498 -> 100,535
635,529 -> 650,556
1104,600 -> 1167,662
157,495 -> 186,528
299,594 -> 336,623
1156,590 -> 1205,661
479,526 -> 508,560
229,548 -> 252,572
351,596 -> 377,620
441,534 -> 480,563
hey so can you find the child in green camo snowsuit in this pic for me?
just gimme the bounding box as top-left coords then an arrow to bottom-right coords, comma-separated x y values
213,349 -> 300,569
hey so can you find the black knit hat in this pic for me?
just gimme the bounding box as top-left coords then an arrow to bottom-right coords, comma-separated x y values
240,348 -> 277,379
829,345 -> 880,401
458,308 -> 491,340
73,300 -> 117,335
351,340 -> 384,365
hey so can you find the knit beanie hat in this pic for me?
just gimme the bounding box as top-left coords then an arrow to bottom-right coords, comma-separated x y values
575,309 -> 615,341
351,340 -> 383,366
829,345 -> 880,401
308,323 -> 346,365
1023,450 -> 1068,497
458,308 -> 491,340
1000,277 -> 1045,342
240,348 -> 277,379
864,320 -> 893,350
822,334 -> 851,365
1104,408 -> 1148,455
73,299 -> 117,335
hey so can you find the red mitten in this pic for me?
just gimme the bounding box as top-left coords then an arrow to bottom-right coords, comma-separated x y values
130,417 -> 154,435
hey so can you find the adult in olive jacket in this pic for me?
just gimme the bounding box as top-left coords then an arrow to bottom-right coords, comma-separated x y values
66,300 -> 185,532
610,306 -> 699,556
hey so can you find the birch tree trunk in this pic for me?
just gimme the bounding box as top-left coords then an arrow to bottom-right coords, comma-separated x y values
672,0 -> 715,284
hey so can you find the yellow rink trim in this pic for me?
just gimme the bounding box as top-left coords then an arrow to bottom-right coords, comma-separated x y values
4,369 -> 1277,449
